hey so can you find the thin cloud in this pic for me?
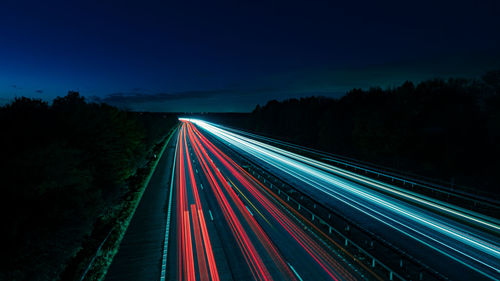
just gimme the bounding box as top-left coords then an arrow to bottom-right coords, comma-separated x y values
94,86 -> 347,112
100,89 -> 234,105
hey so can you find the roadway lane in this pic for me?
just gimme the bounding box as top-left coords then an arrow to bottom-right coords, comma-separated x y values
165,121 -> 374,281
185,119 -> 500,281
106,128 -> 178,281
211,124 -> 500,218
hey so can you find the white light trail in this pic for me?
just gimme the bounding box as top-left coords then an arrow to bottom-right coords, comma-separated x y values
183,118 -> 500,280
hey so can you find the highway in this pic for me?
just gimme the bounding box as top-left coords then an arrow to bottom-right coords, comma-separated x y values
177,119 -> 500,281
163,121 -> 376,281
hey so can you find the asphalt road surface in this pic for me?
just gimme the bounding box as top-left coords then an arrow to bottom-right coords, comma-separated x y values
106,119 -> 499,281
185,119 -> 500,281
164,121 -> 374,281
105,129 -> 178,281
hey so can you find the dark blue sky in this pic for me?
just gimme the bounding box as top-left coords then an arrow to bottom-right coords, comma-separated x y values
1,0 -> 499,111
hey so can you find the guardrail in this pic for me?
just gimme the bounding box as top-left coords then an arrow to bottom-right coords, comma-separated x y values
218,125 -> 500,217
248,165 -> 446,281
208,133 -> 448,281
318,156 -> 499,210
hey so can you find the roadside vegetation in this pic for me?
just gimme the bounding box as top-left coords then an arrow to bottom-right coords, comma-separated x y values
221,71 -> 500,194
0,92 -> 177,281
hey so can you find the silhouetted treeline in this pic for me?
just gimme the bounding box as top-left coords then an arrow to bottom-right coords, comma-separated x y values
0,92 -> 176,280
239,71 -> 500,193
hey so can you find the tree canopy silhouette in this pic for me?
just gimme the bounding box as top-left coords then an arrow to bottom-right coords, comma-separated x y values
242,71 -> 500,193
0,92 -> 176,280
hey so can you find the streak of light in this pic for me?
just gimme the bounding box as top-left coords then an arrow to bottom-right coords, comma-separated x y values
176,123 -> 220,281
189,122 -> 357,281
183,118 -> 500,280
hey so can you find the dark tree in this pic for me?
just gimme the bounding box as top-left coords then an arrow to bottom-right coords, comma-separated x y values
241,71 -> 500,194
0,92 -> 175,280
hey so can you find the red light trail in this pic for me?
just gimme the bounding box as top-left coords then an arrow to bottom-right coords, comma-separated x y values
175,124 -> 220,281
171,120 -> 367,281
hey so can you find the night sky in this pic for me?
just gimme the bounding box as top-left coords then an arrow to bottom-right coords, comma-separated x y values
1,0 -> 499,112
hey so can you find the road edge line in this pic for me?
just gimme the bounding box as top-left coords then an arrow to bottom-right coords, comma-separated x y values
160,127 -> 179,281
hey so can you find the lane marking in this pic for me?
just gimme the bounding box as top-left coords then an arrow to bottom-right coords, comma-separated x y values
245,205 -> 254,216
287,262 -> 304,281
160,128 -> 179,281
208,210 -> 214,221
189,119 -> 500,279
227,177 -> 273,227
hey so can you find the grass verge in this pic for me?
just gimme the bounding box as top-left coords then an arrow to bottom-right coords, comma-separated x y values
60,125 -> 178,281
